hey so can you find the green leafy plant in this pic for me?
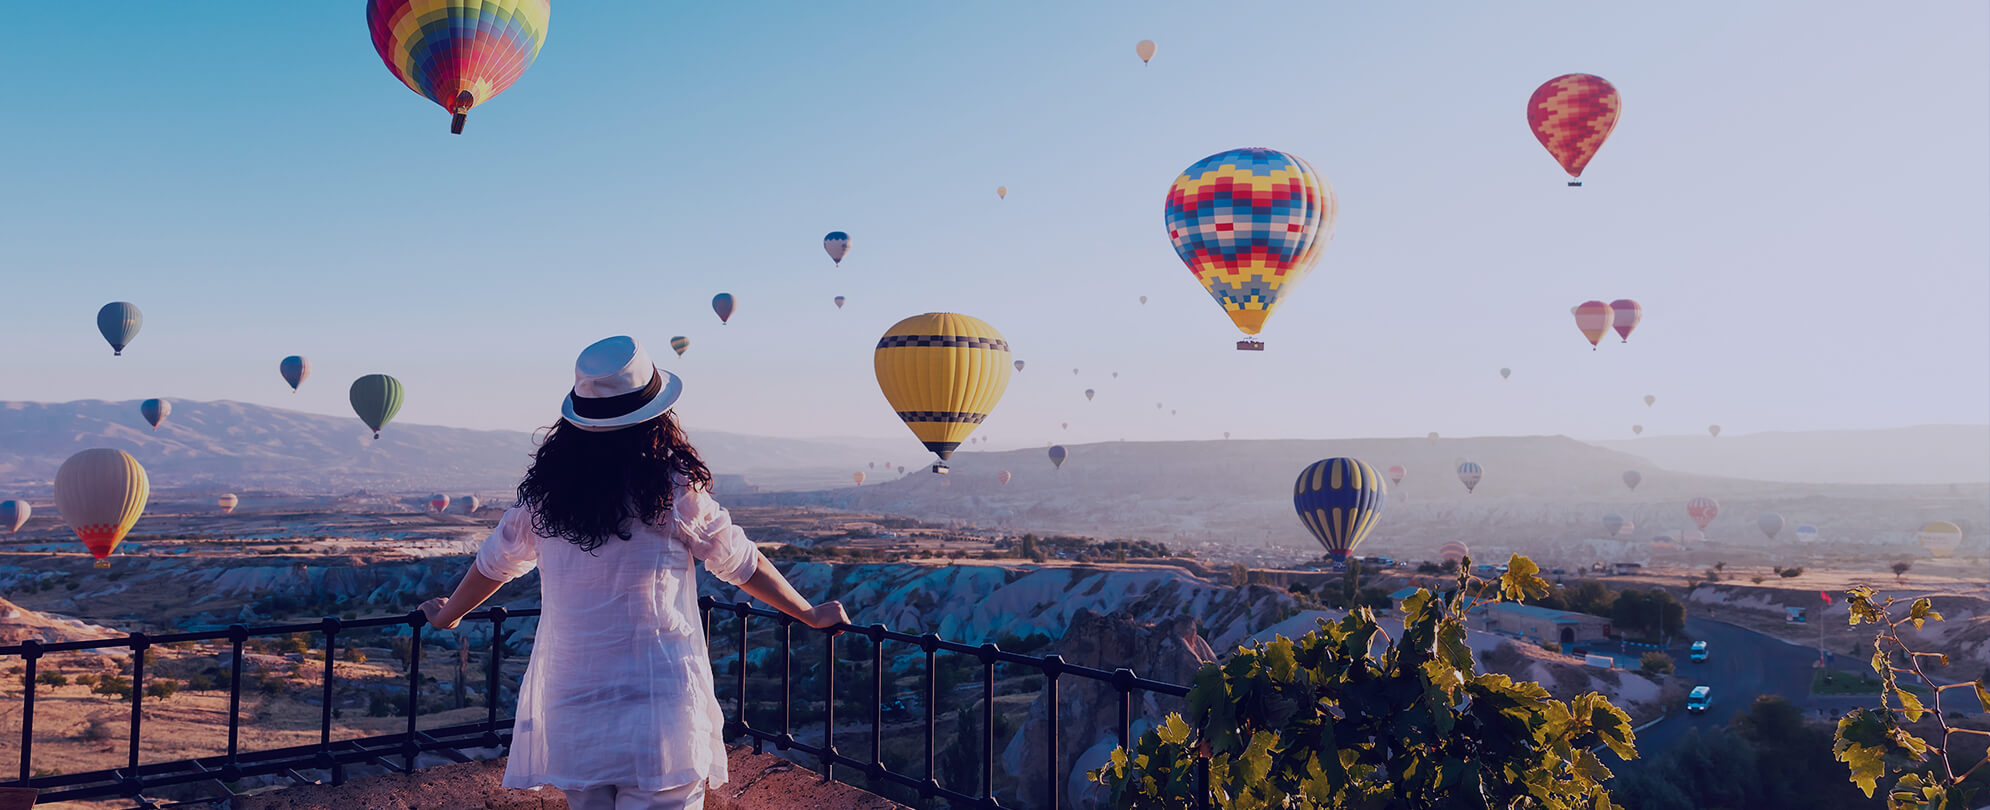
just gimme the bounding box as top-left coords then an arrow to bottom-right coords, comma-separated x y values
1833,586 -> 1990,807
1091,555 -> 1636,809
1638,652 -> 1674,676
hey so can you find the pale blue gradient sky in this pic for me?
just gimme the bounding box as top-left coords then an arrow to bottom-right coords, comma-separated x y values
0,2 -> 1983,450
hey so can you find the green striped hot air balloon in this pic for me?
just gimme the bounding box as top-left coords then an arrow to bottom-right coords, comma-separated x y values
349,374 -> 405,440
670,336 -> 690,357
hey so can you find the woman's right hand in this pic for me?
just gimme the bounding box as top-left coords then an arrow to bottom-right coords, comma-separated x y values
803,600 -> 850,634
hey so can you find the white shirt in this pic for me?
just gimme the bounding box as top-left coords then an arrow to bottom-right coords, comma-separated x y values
474,484 -> 765,792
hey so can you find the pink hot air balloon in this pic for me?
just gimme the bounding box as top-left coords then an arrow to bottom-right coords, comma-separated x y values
1609,299 -> 1642,343
1687,497 -> 1719,531
1387,465 -> 1405,486
1572,301 -> 1612,349
997,471 -> 1012,486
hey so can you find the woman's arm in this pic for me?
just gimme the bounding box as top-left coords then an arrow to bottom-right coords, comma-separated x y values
419,567 -> 506,630
736,555 -> 849,632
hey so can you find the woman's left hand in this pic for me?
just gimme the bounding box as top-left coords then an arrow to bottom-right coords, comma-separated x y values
419,597 -> 456,630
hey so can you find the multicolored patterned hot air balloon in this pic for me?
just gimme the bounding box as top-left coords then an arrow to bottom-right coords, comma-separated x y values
1136,40 -> 1156,64
1293,458 -> 1387,562
97,302 -> 142,356
1622,470 -> 1642,491
712,293 -> 735,324
429,494 -> 450,514
1387,465 -> 1405,486
280,355 -> 311,393
1609,299 -> 1643,343
55,449 -> 149,567
365,0 -> 550,134
1,500 -> 30,534
1687,497 -> 1719,530
140,399 -> 170,431
1573,300 -> 1612,349
1438,541 -> 1469,564
1164,148 -> 1335,350
670,336 -> 689,357
823,232 -> 850,266
1456,461 -> 1483,494
1527,73 -> 1621,186
350,374 -> 405,440
1048,445 -> 1067,469
873,313 -> 1012,474
1918,521 -> 1963,557
217,494 -> 238,514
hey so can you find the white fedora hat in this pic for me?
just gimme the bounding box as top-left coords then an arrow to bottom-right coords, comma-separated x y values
560,336 -> 683,432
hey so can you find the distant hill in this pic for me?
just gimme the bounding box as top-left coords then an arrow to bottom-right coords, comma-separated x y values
1590,425 -> 1990,485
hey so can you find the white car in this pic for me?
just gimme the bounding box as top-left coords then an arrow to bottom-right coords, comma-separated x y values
1690,641 -> 1708,662
1687,685 -> 1712,714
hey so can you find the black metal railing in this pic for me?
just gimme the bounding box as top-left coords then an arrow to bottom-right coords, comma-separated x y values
3,601 -> 1205,809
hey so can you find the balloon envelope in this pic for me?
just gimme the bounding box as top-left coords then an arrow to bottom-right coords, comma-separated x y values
1708,425 -> 1721,438
365,0 -> 550,132
1135,39 -> 1156,63
279,356 -> 311,392
1164,148 -> 1334,345
1609,299 -> 1643,342
670,336 -> 690,357
853,472 -> 866,485
140,399 -> 170,430
996,186 -> 1007,199
1758,512 -> 1785,540
997,471 -> 1012,486
823,231 -> 850,265
1014,360 -> 1025,372
1622,470 -> 1641,491
1499,368 -> 1511,380
1794,524 -> 1819,544
1644,394 -> 1656,407
1387,465 -> 1405,485
1918,521 -> 1964,557
873,313 -> 1012,472
1048,445 -> 1067,469
1572,300 -> 1612,348
1456,461 -> 1483,493
1438,541 -> 1469,564
834,296 -> 846,309
1293,458 -> 1387,562
1687,497 -> 1719,530
713,293 -> 735,324
0,500 -> 29,533
217,494 -> 238,514
1526,73 -> 1622,181
1084,389 -> 1095,401
460,495 -> 481,514
350,374 -> 406,439
55,448 -> 149,562
97,302 -> 142,356
1603,513 -> 1626,537
1632,424 -> 1643,435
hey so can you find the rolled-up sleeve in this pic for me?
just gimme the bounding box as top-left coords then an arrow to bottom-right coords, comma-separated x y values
474,507 -> 539,583
676,487 -> 763,587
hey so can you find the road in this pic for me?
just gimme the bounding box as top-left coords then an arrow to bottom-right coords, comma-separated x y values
1609,617 -> 1822,771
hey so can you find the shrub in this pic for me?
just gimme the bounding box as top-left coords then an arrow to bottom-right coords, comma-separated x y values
1540,640 -> 1563,654
36,671 -> 68,687
341,646 -> 367,664
144,679 -> 180,701
1639,651 -> 1675,676
82,717 -> 116,742
74,673 -> 99,687
184,674 -> 216,692
93,675 -> 132,700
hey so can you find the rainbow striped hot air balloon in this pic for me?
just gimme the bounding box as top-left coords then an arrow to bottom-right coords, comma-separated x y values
1527,73 -> 1621,186
365,0 -> 551,134
1610,299 -> 1643,343
1572,301 -> 1612,349
670,336 -> 689,357
1438,541 -> 1469,565
1164,148 -> 1335,351
1293,458 -> 1387,562
217,494 -> 239,514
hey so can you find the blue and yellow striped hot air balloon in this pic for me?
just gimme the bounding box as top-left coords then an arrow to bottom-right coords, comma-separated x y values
1164,148 -> 1336,351
1293,458 -> 1387,562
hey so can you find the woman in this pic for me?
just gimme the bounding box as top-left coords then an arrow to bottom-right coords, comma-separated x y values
420,336 -> 848,810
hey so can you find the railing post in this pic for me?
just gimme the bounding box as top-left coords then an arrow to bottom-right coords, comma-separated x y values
921,634 -> 939,797
778,614 -> 793,750
225,625 -> 247,780
403,613 -> 425,773
18,639 -> 39,785
1112,669 -> 1136,748
125,631 -> 150,793
1043,654 -> 1063,810
484,607 -> 508,748
737,603 -> 756,755
821,628 -> 837,783
979,643 -> 998,802
320,617 -> 341,783
868,624 -> 886,780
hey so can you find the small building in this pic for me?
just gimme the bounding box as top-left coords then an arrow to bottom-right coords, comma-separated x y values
1612,562 -> 1644,576
1484,603 -> 1612,645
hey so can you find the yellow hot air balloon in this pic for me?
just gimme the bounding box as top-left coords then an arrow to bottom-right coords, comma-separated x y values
874,313 -> 1012,474
1918,521 -> 1964,558
54,449 -> 149,568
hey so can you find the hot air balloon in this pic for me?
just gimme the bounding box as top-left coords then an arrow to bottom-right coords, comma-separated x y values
1456,461 -> 1483,494
1014,360 -> 1025,372
823,232 -> 850,266
429,494 -> 450,514
1,500 -> 30,533
1794,524 -> 1819,544
1603,513 -> 1626,537
1155,403 -> 1163,410
279,356 -> 311,393
896,466 -> 904,474
1165,148 -> 1335,351
1708,425 -> 1721,438
712,293 -> 735,325
1073,368 -> 1080,376
1572,300 -> 1612,349
853,472 -> 866,486
997,471 -> 1012,486
873,313 -> 1012,474
1061,422 -> 1069,430
217,494 -> 238,514
1438,541 -> 1469,565
1135,39 -> 1156,64
54,449 -> 149,567
1223,432 -> 1231,439
1048,445 -> 1067,469
365,0 -> 551,134
1757,512 -> 1784,540
460,495 -> 481,514
140,399 -> 170,431
1084,389 -> 1095,401
1111,372 -> 1118,379
97,302 -> 142,356
996,186 -> 1008,200
1171,410 -> 1177,416
1293,458 -> 1387,562
867,462 -> 875,470
1500,368 -> 1511,380
1609,299 -> 1642,343
1687,497 -> 1719,530
1917,521 -> 1963,557
1644,394 -> 1656,407
1427,432 -> 1439,443
1139,296 -> 1148,305
350,374 -> 405,440
1387,465 -> 1405,486
1622,470 -> 1641,491
1526,73 -> 1621,186
1632,425 -> 1643,436
835,296 -> 846,309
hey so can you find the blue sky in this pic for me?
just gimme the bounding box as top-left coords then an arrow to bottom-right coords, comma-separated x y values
0,2 -> 1984,452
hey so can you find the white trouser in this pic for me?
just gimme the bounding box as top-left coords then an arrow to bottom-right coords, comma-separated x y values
561,780 -> 705,810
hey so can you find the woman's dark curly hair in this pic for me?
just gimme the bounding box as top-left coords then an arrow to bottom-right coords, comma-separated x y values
517,412 -> 713,553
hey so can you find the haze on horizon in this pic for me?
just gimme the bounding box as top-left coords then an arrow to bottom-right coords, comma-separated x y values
0,2 -> 1983,452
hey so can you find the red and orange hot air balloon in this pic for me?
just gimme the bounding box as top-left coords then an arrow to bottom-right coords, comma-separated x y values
1610,299 -> 1642,343
366,0 -> 552,134
1527,74 -> 1621,186
1572,300 -> 1612,349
